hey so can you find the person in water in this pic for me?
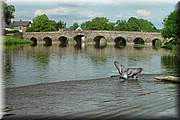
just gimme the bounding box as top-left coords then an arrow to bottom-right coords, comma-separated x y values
114,61 -> 143,79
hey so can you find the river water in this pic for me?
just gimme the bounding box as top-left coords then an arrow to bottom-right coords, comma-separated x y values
3,44 -> 176,88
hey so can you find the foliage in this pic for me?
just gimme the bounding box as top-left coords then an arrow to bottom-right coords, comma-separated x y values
3,36 -> 32,45
70,22 -> 79,30
115,17 -> 157,32
114,20 -> 128,31
161,10 -> 177,52
161,39 -> 176,50
81,17 -> 114,30
2,1 -> 15,25
26,14 -> 56,32
56,20 -> 66,30
161,11 -> 177,39
26,14 -> 66,32
153,39 -> 162,49
81,17 -> 157,32
26,14 -> 158,32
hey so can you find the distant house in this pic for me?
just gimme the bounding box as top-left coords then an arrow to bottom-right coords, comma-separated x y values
75,27 -> 83,31
10,20 -> 31,32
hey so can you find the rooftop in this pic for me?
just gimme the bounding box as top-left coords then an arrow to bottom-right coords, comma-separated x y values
10,20 -> 31,27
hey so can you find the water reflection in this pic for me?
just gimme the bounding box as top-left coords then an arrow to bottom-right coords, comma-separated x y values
30,37 -> 37,46
86,48 -> 108,65
32,53 -> 50,70
3,50 -> 15,87
3,44 -> 175,87
161,55 -> 177,75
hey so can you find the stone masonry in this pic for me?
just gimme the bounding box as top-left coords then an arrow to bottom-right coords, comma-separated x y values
23,30 -> 165,45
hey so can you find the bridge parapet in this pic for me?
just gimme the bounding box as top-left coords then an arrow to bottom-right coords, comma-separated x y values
23,30 -> 165,46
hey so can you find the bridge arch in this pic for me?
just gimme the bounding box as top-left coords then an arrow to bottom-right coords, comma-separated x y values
114,37 -> 126,48
152,38 -> 161,48
59,36 -> 68,47
94,36 -> 107,48
30,37 -> 37,46
73,35 -> 84,48
43,37 -> 52,46
133,37 -> 145,48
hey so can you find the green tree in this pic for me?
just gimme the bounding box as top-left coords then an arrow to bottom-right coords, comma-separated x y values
138,19 -> 157,32
89,17 -> 109,30
70,22 -> 79,30
80,17 -> 114,30
2,1 -> 15,25
161,10 -> 177,50
81,21 -> 91,30
105,22 -> 115,30
80,16 -> 157,32
126,17 -> 157,32
56,20 -> 66,30
114,20 -> 128,31
26,14 -> 56,32
161,11 -> 177,39
126,17 -> 141,31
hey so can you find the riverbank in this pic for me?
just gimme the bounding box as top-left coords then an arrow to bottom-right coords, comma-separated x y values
3,74 -> 178,119
161,39 -> 177,54
3,36 -> 32,45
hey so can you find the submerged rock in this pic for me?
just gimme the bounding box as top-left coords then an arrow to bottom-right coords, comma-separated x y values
154,76 -> 179,83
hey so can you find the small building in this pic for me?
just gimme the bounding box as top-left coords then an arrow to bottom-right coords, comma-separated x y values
9,20 -> 31,32
75,27 -> 83,31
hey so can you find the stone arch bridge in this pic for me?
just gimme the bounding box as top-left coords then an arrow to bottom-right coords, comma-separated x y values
23,30 -> 165,48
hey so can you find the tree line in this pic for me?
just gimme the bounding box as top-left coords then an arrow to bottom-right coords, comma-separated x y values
27,15 -> 158,32
3,1 -> 177,41
80,17 -> 158,32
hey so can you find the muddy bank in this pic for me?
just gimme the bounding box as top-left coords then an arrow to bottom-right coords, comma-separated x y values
3,74 -> 178,119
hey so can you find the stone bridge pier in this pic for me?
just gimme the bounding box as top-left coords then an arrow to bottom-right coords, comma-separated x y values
23,30 -> 165,48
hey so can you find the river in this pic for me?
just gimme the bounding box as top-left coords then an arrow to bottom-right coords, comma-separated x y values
3,44 -> 176,88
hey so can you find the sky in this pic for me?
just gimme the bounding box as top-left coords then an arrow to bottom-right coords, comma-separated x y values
6,0 -> 179,28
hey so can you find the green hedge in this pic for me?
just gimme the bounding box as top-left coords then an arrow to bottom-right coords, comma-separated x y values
3,36 -> 32,45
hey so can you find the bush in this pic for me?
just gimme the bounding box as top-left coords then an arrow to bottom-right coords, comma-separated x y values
3,36 -> 32,45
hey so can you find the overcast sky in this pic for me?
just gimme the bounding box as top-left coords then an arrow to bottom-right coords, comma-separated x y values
6,0 -> 179,28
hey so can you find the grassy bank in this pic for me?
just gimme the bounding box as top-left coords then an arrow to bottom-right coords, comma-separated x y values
3,36 -> 32,45
161,44 -> 176,50
161,40 -> 177,54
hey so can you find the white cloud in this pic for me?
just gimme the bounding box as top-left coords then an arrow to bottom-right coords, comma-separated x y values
79,11 -> 103,17
7,0 -> 179,5
35,7 -> 78,16
57,0 -> 179,5
114,13 -> 134,19
136,9 -> 151,17
34,7 -> 103,17
7,0 -> 178,28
